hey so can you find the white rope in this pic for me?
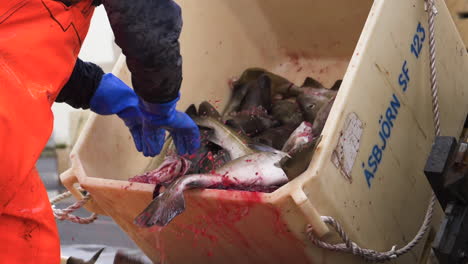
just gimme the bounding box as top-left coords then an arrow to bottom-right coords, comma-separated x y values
306,0 -> 440,262
50,188 -> 98,224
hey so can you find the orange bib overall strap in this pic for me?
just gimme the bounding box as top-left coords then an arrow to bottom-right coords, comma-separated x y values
0,0 -> 94,263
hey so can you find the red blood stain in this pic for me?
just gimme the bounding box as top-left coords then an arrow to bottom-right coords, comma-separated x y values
245,159 -> 252,163
123,182 -> 133,190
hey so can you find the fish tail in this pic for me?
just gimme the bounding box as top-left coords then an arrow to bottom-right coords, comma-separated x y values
134,189 -> 186,228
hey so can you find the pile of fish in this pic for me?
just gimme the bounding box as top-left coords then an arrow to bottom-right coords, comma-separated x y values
129,68 -> 341,228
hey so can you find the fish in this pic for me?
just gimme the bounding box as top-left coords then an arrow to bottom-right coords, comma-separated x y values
240,74 -> 272,113
222,81 -> 251,118
230,68 -> 301,98
279,122 -> 320,180
281,137 -> 320,180
129,155 -> 192,197
113,251 -> 147,264
199,101 -> 222,120
302,87 -> 337,99
66,248 -> 105,264
225,114 -> 278,137
134,151 -> 290,227
253,124 -> 298,150
311,97 -> 335,135
282,122 -> 315,155
193,116 -> 255,159
186,143 -> 231,175
142,137 -> 176,172
271,100 -> 303,127
301,76 -> 324,88
296,93 -> 330,124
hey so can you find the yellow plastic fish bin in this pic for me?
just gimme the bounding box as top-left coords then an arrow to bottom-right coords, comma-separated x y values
60,0 -> 468,263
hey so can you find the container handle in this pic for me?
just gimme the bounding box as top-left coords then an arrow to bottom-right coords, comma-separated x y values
291,190 -> 329,237
59,168 -> 108,216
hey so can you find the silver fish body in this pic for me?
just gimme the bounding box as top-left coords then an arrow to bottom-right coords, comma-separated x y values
134,151 -> 289,227
193,116 -> 255,159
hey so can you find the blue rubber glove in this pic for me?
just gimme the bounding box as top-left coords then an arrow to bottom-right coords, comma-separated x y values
90,73 -> 201,157
139,94 -> 201,156
90,73 -> 144,153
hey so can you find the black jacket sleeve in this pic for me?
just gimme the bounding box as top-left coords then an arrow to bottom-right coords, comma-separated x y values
100,0 -> 183,104
56,58 -> 104,109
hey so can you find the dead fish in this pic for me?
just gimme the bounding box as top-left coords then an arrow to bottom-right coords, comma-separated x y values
231,68 -> 301,98
113,251 -> 147,264
301,76 -> 324,88
199,101 -> 222,120
222,81 -> 251,118
281,137 -> 320,180
225,114 -> 278,137
312,97 -> 335,135
186,142 -> 231,174
142,137 -> 176,172
193,149 -> 231,175
296,93 -> 329,123
301,87 -> 337,99
271,100 -> 303,127
253,124 -> 298,150
282,122 -> 315,155
129,156 -> 191,186
66,248 -> 105,264
134,151 -> 290,227
193,116 -> 255,159
240,74 -> 272,112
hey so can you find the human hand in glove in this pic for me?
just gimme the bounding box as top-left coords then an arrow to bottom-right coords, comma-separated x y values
90,73 -> 200,157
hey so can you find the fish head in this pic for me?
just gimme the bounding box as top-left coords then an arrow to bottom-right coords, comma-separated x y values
282,122 -> 314,155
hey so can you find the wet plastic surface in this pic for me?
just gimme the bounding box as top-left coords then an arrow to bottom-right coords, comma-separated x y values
37,156 -> 150,263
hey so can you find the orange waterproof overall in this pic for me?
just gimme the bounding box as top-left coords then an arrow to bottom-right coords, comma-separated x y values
0,0 -> 94,263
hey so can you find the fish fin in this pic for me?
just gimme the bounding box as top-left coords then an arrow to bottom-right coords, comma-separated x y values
134,190 -> 186,227
199,101 -> 222,120
301,77 -> 324,88
86,248 -> 105,264
330,80 -> 342,91
185,104 -> 198,118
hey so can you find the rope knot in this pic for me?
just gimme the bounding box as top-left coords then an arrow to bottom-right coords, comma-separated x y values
50,190 -> 98,224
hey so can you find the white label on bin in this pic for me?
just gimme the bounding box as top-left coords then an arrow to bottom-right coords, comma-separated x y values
332,112 -> 363,183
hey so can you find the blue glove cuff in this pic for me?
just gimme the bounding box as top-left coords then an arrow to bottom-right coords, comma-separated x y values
138,93 -> 180,121
90,73 -> 139,116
